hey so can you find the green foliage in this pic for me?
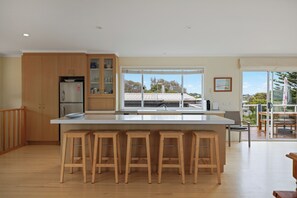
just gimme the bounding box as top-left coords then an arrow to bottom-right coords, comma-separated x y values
243,106 -> 257,125
274,72 -> 297,104
124,80 -> 142,93
248,92 -> 267,104
149,77 -> 186,93
125,78 -> 186,94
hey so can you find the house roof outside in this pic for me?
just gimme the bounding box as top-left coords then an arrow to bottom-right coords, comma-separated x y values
124,93 -> 198,101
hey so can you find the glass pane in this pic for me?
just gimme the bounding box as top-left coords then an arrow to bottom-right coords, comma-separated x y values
242,71 -> 267,141
104,58 -> 113,94
143,70 -> 181,108
183,73 -> 202,108
90,58 -> 100,94
124,73 -> 142,107
271,72 -> 297,139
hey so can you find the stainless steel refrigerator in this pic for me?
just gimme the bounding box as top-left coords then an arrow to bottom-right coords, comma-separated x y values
59,82 -> 84,117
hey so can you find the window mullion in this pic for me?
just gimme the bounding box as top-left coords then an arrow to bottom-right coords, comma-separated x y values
141,70 -> 144,108
181,74 -> 184,108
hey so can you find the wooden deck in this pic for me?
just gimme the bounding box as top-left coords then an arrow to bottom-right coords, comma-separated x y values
241,126 -> 297,141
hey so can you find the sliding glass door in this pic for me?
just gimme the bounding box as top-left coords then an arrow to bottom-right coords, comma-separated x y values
242,71 -> 297,141
267,72 -> 297,140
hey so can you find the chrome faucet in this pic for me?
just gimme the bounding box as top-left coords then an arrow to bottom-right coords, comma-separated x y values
161,104 -> 168,111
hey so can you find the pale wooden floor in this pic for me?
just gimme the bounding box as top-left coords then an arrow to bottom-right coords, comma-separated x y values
0,142 -> 297,198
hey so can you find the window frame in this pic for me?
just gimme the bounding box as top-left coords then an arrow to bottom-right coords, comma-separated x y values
120,66 -> 205,110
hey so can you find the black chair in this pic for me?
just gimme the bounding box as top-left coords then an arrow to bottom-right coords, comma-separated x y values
225,111 -> 251,148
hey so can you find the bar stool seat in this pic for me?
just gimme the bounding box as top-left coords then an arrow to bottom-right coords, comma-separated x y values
60,130 -> 92,183
158,131 -> 185,184
190,130 -> 221,184
91,131 -> 121,184
125,131 -> 151,184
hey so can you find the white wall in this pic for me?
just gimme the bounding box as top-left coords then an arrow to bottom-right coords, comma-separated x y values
119,57 -> 241,111
1,57 -> 22,108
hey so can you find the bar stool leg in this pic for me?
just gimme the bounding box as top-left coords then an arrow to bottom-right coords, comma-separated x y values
125,136 -> 131,184
88,134 -> 93,166
210,138 -> 214,174
178,135 -> 185,184
98,138 -> 103,174
189,133 -> 195,174
194,135 -> 200,184
117,134 -> 122,174
82,136 -> 87,183
215,135 -> 221,185
177,138 -> 181,175
113,135 -> 119,184
92,136 -> 99,184
60,134 -> 67,183
146,135 -> 152,184
158,135 -> 164,184
69,137 -> 74,174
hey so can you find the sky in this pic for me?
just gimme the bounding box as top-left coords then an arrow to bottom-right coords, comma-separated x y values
242,72 -> 267,95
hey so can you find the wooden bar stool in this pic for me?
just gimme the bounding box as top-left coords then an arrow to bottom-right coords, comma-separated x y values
125,131 -> 151,184
158,131 -> 185,184
92,131 -> 122,184
60,130 -> 92,183
189,130 -> 221,184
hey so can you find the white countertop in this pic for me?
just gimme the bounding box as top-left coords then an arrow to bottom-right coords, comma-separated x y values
50,114 -> 234,125
136,109 -> 225,114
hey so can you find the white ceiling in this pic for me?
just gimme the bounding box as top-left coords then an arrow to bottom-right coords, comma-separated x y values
0,0 -> 297,57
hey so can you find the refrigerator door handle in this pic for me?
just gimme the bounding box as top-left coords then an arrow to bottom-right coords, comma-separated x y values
60,105 -> 65,117
61,90 -> 65,101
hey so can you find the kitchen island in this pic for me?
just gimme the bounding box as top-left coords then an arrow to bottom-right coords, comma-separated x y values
51,114 -> 234,172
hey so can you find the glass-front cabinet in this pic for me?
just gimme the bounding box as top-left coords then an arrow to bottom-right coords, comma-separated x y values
89,56 -> 114,95
89,58 -> 100,94
87,54 -> 117,110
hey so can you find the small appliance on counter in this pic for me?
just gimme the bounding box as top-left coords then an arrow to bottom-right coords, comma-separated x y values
59,77 -> 84,117
212,102 -> 219,110
206,100 -> 211,110
203,100 -> 211,111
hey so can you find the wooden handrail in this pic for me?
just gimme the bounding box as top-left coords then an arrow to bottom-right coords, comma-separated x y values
0,107 -> 26,155
0,107 -> 25,112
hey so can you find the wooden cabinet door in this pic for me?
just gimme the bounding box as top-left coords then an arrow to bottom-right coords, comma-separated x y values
22,55 -> 43,141
58,54 -> 72,76
71,54 -> 87,76
41,55 -> 59,141
58,54 -> 86,76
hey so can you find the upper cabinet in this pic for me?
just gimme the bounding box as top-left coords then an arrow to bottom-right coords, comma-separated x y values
87,54 -> 118,111
58,53 -> 87,76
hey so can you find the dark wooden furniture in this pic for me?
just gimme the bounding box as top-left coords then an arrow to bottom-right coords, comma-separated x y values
273,191 -> 297,198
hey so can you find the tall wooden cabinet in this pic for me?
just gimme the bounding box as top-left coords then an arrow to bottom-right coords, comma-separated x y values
22,54 -> 59,143
87,54 -> 118,110
22,53 -> 87,143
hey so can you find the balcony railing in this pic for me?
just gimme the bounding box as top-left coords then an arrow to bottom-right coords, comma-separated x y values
0,107 -> 26,154
242,104 -> 297,126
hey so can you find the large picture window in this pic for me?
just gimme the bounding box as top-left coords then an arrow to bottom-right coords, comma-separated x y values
121,67 -> 204,109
